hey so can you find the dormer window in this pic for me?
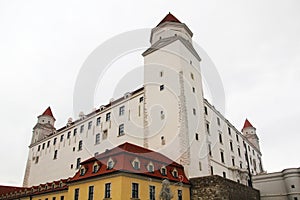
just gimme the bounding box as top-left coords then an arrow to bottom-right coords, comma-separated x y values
147,162 -> 154,173
93,162 -> 99,173
107,157 -> 115,170
132,158 -> 140,170
59,182 -> 63,188
52,183 -> 55,189
172,168 -> 178,178
160,166 -> 167,176
80,167 -> 86,176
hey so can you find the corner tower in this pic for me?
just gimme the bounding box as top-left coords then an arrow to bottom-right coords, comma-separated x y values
142,13 -> 207,178
242,119 -> 260,151
31,107 -> 56,144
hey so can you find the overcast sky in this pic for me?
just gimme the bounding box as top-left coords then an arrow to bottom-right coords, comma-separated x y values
0,0 -> 299,186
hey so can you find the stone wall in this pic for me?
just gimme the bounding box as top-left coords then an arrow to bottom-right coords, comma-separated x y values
190,175 -> 260,200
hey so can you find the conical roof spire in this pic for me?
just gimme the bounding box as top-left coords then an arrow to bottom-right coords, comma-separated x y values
242,119 -> 254,131
42,106 -> 55,120
157,12 -> 181,27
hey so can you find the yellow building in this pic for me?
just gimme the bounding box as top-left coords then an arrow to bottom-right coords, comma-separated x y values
0,142 -> 190,200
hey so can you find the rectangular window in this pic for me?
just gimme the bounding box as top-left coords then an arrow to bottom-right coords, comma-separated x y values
74,188 -> 79,200
53,138 -> 57,145
60,196 -> 64,200
178,190 -> 183,200
190,72 -> 194,80
76,158 -> 81,169
67,131 -> 71,139
52,197 -> 56,200
193,108 -> 196,115
47,141 -> 50,148
132,183 -> 139,198
102,130 -> 108,140
208,144 -> 212,156
195,133 -> 199,141
223,172 -> 226,178
232,157 -> 235,166
211,166 -> 214,175
54,150 -> 58,159
105,183 -> 111,198
230,141 -> 233,151
95,133 -> 100,144
38,145 -> 41,151
220,151 -> 225,163
160,85 -> 164,91
78,140 -> 83,151
118,124 -> 124,136
139,96 -> 144,102
236,134 -> 239,142
119,106 -> 125,116
206,123 -> 210,134
219,133 -> 223,144
88,186 -> 94,200
204,106 -> 208,115
160,71 -> 163,77
217,117 -> 220,126
238,147 -> 241,157
106,112 -> 111,121
73,128 -> 77,136
80,125 -> 84,133
149,185 -> 155,200
60,134 -> 64,142
228,127 -> 231,135
240,162 -> 243,169
192,87 -> 195,93
88,121 -> 92,130
96,117 -> 101,126
42,143 -> 45,150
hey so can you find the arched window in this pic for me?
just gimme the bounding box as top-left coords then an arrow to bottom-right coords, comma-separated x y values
107,157 -> 115,170
132,158 -> 140,170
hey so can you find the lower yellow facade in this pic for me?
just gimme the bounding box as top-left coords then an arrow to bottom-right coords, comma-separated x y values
68,173 -> 190,200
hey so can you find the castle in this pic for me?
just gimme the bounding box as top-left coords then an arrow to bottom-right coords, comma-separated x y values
23,13 -> 264,187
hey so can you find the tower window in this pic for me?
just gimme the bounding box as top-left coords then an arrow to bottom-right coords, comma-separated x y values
230,141 -> 233,151
192,87 -> 195,93
38,145 -> 41,151
119,106 -> 125,116
42,143 -> 45,150
236,134 -> 239,142
139,96 -> 144,102
95,133 -> 100,144
67,131 -> 71,139
210,166 -> 214,175
193,108 -> 196,115
78,140 -> 83,151
161,136 -> 165,145
238,147 -> 241,157
118,124 -> 124,136
53,138 -> 57,145
160,110 -> 165,120
219,133 -> 223,144
190,72 -> 194,80
60,134 -> 64,142
96,117 -> 101,126
76,158 -> 81,169
80,125 -> 84,133
195,133 -> 199,141
291,185 -> 295,188
223,172 -> 226,178
47,141 -> 50,148
220,151 -> 225,163
160,71 -> 163,77
208,144 -> 212,156
53,150 -> 58,160
88,121 -> 92,130
73,128 -> 77,136
160,85 -> 164,91
217,117 -> 221,126
232,157 -> 235,166
106,112 -> 111,121
206,123 -> 210,134
228,127 -> 231,135
204,106 -> 208,115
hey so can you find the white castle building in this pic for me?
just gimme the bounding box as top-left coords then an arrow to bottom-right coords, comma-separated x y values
23,13 -> 264,187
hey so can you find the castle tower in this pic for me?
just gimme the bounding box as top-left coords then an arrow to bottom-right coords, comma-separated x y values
242,119 -> 260,151
142,13 -> 208,177
31,107 -> 56,144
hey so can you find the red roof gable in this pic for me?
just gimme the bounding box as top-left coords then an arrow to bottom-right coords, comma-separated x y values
42,107 -> 55,120
242,119 -> 254,131
71,142 -> 189,184
157,12 -> 181,27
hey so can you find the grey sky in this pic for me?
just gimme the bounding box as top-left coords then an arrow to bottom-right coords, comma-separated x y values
0,0 -> 299,186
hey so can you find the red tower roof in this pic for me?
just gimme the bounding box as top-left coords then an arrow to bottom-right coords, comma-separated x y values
42,107 -> 55,120
157,12 -> 181,27
242,119 -> 254,131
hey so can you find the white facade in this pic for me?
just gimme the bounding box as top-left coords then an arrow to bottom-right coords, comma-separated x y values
23,14 -> 264,187
253,168 -> 300,200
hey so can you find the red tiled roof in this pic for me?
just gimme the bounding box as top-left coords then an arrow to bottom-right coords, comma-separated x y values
42,106 -> 55,120
0,186 -> 24,195
157,12 -> 181,27
242,119 -> 254,131
70,142 -> 189,184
